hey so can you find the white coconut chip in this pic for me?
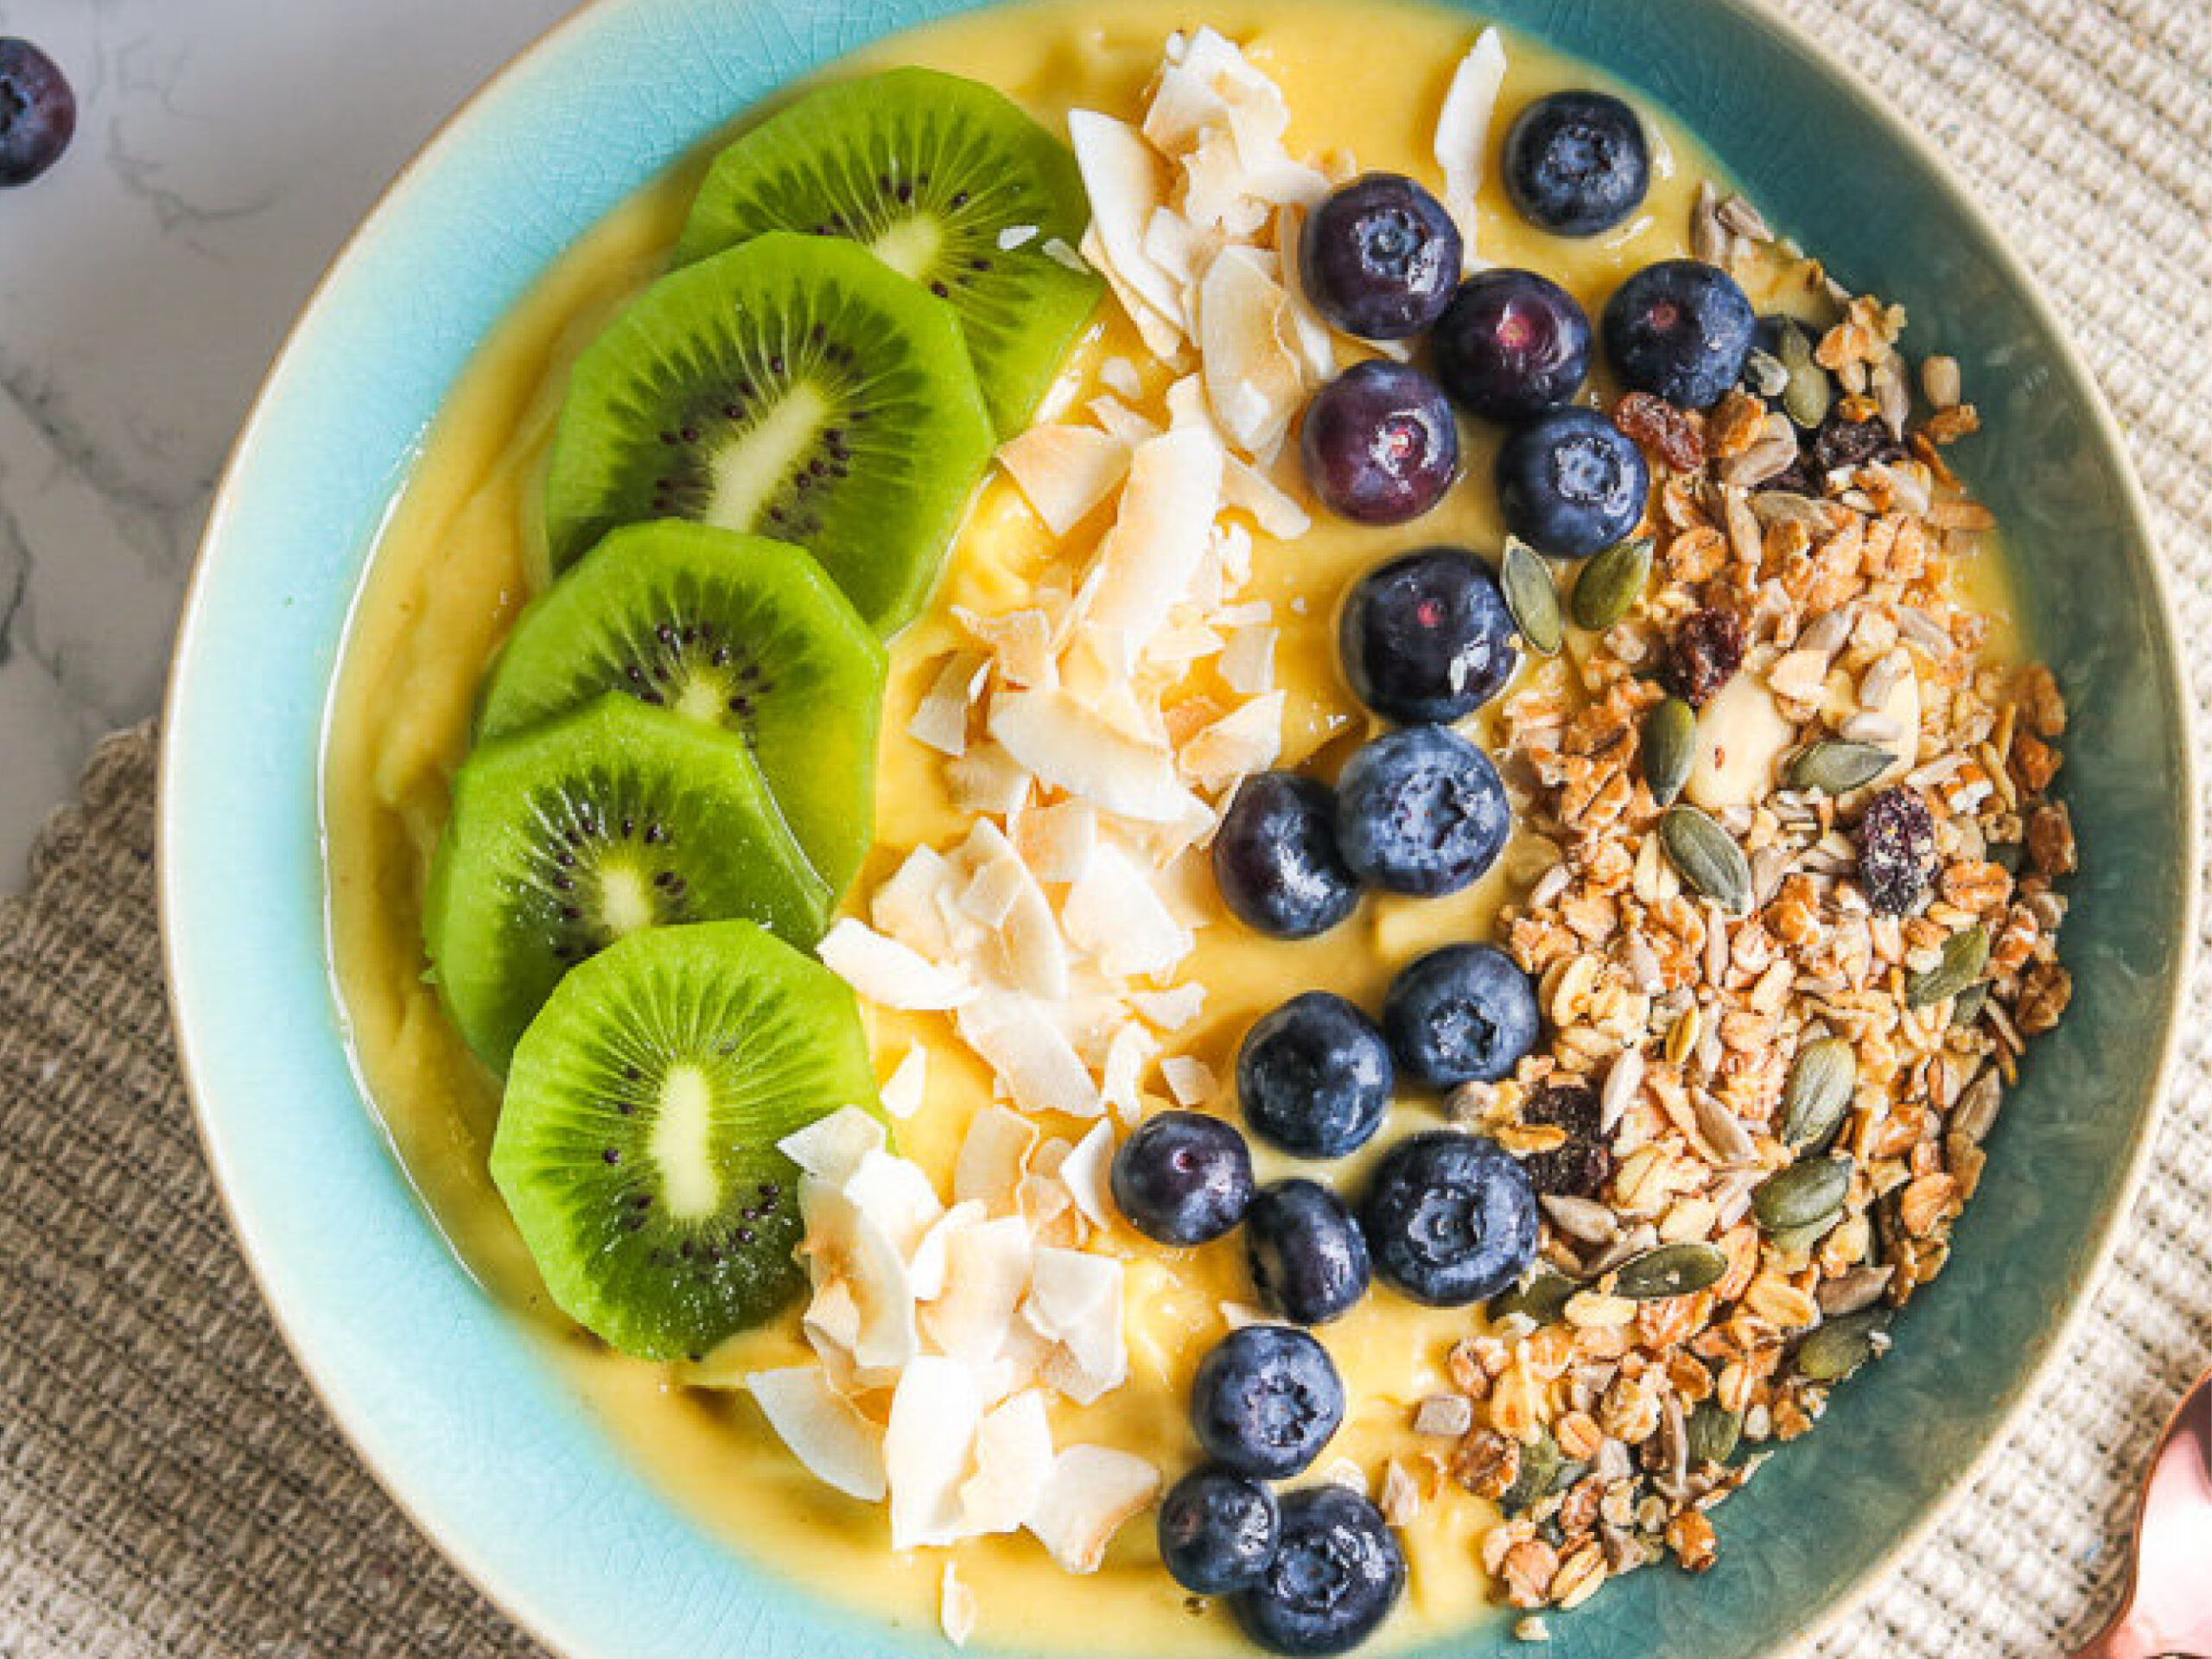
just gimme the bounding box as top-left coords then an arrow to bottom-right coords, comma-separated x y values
841,1147 -> 945,1260
954,820 -> 1069,1001
960,1387 -> 1058,1535
1057,1121 -> 1118,1233
818,918 -> 968,1011
1128,983 -> 1207,1031
958,991 -> 1102,1120
1014,798 -> 1097,885
921,1215 -> 1034,1365
1434,28 -> 1507,245
799,1179 -> 918,1375
944,740 -> 1034,820
1062,841 -> 1194,981
778,1104 -> 887,1185
1198,246 -> 1308,457
1099,355 -> 1145,401
1100,1022 -> 1158,1126
1161,1056 -> 1217,1108
995,426 -> 1132,538
909,651 -> 990,757
1222,455 -> 1313,540
1272,206 -> 1339,380
1026,1446 -> 1161,1573
955,1103 -> 1041,1214
746,1365 -> 888,1503
909,1198 -> 988,1302
1024,1248 -> 1128,1402
802,1275 -> 863,1362
1080,224 -> 1188,360
1084,426 -> 1226,658
940,1563 -> 978,1649
1218,622 -> 1281,694
1067,111 -> 1184,322
1179,691 -> 1286,791
988,690 -> 1204,826
1088,393 -> 1165,449
885,1355 -> 984,1550
962,605 -> 1062,691
880,1046 -> 928,1122
1218,1299 -> 1275,1330
872,844 -> 957,958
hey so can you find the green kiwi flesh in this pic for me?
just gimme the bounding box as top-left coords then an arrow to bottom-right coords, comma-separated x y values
676,67 -> 1102,436
423,695 -> 830,1073
541,232 -> 993,632
490,919 -> 880,1361
475,521 -> 885,896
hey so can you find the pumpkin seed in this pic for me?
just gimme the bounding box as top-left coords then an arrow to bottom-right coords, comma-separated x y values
1784,740 -> 1893,796
1769,1214 -> 1841,1256
1780,1038 -> 1857,1150
1501,1427 -> 1564,1513
1686,1402 -> 1742,1465
1951,981 -> 1990,1028
1775,320 -> 1833,429
1501,537 -> 1562,657
1751,1154 -> 1852,1233
1642,696 -> 1696,808
1569,536 -> 1652,632
1487,1266 -> 1578,1326
1796,1308 -> 1891,1382
1613,1242 -> 1729,1300
1906,924 -> 1990,1007
1661,804 -> 1752,914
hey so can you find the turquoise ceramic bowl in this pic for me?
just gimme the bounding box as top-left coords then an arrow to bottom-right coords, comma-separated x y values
161,0 -> 2193,1655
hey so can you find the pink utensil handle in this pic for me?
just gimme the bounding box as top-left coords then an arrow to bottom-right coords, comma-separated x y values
2072,1374 -> 2212,1659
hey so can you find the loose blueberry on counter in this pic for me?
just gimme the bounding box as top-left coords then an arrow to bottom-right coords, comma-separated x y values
1159,1466 -> 1281,1596
1245,1180 -> 1372,1326
1111,1110 -> 1255,1246
1493,406 -> 1649,560
1432,269 -> 1592,423
1237,993 -> 1394,1160
1214,772 -> 1361,940
1380,944 -> 1540,1089
1602,258 -> 1758,410
1334,726 -> 1510,897
1299,173 -> 1462,340
1359,1130 -> 1538,1306
1338,548 -> 1519,724
1232,1486 -> 1407,1657
1502,90 -> 1649,236
0,39 -> 75,187
1300,360 -> 1459,525
1190,1324 -> 1346,1479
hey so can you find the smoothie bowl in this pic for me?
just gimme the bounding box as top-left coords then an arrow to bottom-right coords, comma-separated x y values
160,1 -> 2191,1656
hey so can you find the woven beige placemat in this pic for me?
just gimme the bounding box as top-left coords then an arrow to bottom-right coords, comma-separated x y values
3,1 -> 2208,1654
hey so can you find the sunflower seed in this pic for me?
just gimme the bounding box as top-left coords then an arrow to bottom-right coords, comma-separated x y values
1716,193 -> 1772,241
1613,1242 -> 1729,1300
1694,1091 -> 1758,1166
1642,697 -> 1696,808
1600,1047 -> 1645,1135
1502,536 -> 1562,657
1743,348 -> 1789,399
1780,1038 -> 1857,1150
1570,537 -> 1653,632
1837,713 -> 1902,745
1541,1193 -> 1621,1244
1662,805 -> 1752,913
1817,1265 -> 1893,1318
1906,925 -> 1990,1007
1785,741 -> 1894,796
1796,1309 -> 1891,1382
1752,1155 -> 1853,1233
1954,1065 -> 2004,1143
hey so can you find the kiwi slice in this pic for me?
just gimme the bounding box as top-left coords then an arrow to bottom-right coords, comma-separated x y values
424,696 -> 830,1072
675,67 -> 1102,436
491,918 -> 880,1360
475,521 -> 885,896
541,232 -> 993,632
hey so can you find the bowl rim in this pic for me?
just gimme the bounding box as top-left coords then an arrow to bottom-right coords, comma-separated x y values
156,0 -> 2201,1655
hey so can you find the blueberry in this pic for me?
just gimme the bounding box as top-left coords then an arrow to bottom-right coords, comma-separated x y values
1299,173 -> 1462,340
1380,944 -> 1540,1089
1245,1180 -> 1371,1326
1214,772 -> 1360,940
1189,1324 -> 1345,1479
1232,1487 -> 1406,1656
1503,90 -> 1649,236
0,40 -> 75,188
1338,548 -> 1519,724
1433,269 -> 1592,423
1334,727 -> 1510,898
1493,405 -> 1649,559
1602,259 -> 1758,410
1237,993 -> 1393,1160
1158,1466 -> 1281,1595
1359,1131 -> 1538,1306
1300,361 -> 1459,525
1110,1110 -> 1255,1246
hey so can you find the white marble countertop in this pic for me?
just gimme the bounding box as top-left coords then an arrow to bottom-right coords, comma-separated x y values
0,0 -> 575,889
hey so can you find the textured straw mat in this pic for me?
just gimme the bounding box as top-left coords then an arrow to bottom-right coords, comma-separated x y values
3,1 -> 2210,1655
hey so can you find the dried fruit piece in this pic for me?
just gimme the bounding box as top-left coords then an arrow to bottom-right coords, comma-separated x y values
1518,1081 -> 1611,1198
1855,786 -> 1937,914
1611,390 -> 1704,471
1809,407 -> 1904,475
1665,607 -> 1745,707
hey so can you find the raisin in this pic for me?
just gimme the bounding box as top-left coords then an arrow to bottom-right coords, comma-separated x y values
1856,786 -> 1937,915
1665,607 -> 1745,707
1757,452 -> 1821,498
1809,408 -> 1905,477
1520,1081 -> 1611,1198
1612,391 -> 1705,473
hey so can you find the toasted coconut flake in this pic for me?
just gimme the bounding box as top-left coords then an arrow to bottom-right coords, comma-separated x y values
800,1179 -> 918,1374
819,918 -> 968,1011
957,821 -> 1069,1001
778,1105 -> 887,1185
1198,246 -> 1309,456
945,740 -> 1034,819
940,1564 -> 978,1649
1081,224 -> 1187,359
962,1387 -> 1058,1535
922,1213 -> 1034,1367
1179,691 -> 1285,791
1223,455 -> 1313,540
958,605 -> 1061,691
1014,799 -> 1099,884
1272,207 -> 1338,379
1100,1022 -> 1159,1124
1026,1247 -> 1128,1402
910,652 -> 989,757
873,844 -> 957,957
989,690 -> 1205,825
910,1198 -> 988,1302
842,1148 -> 946,1259
1434,29 -> 1507,239
802,1275 -> 863,1362
1162,1055 -> 1217,1107
747,1365 -> 888,1503
1058,1121 -> 1118,1233
1219,623 -> 1280,694
957,1104 -> 1042,1213
1027,1446 -> 1161,1573
995,426 -> 1132,538
1069,111 -> 1184,324
1100,356 -> 1145,400
1089,393 -> 1166,448
1085,427 -> 1227,656
880,1046 -> 928,1122
959,992 -> 1103,1119
1129,984 -> 1207,1031
1063,841 -> 1196,980
885,1355 -> 984,1549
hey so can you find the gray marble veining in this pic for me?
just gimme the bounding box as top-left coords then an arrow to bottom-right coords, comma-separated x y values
0,0 -> 574,892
